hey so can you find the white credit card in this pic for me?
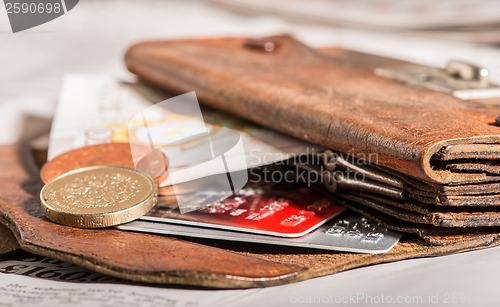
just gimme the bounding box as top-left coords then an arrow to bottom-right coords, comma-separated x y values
118,211 -> 402,254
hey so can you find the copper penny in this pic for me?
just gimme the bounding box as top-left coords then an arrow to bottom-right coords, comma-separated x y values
41,143 -> 168,186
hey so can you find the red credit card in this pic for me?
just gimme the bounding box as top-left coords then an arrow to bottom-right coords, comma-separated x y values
142,182 -> 345,237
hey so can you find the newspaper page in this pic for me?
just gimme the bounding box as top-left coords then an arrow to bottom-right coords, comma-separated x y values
0,252 -> 247,307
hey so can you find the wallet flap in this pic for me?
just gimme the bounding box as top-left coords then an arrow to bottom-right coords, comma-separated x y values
125,35 -> 500,184
0,145 -> 306,288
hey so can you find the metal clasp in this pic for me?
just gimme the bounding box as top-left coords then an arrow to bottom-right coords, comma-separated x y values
446,60 -> 489,86
375,60 -> 500,100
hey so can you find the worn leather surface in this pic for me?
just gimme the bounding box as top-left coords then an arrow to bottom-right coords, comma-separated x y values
0,223 -> 20,256
2,144 -> 500,287
347,192 -> 500,228
125,35 -> 500,185
335,194 -> 500,245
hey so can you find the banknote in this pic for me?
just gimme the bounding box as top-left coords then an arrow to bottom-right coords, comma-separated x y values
49,74 -> 322,186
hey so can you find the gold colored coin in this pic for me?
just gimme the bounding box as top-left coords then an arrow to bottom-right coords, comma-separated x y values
40,166 -> 157,228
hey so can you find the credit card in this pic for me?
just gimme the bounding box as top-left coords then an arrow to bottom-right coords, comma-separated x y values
118,211 -> 402,254
141,181 -> 345,237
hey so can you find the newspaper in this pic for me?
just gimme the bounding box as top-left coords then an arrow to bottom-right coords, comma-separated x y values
0,253 -> 246,307
3,248 -> 500,307
207,0 -> 500,44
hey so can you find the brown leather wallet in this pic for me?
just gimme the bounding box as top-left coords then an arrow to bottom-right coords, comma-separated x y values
124,35 -> 500,244
2,35 -> 500,289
